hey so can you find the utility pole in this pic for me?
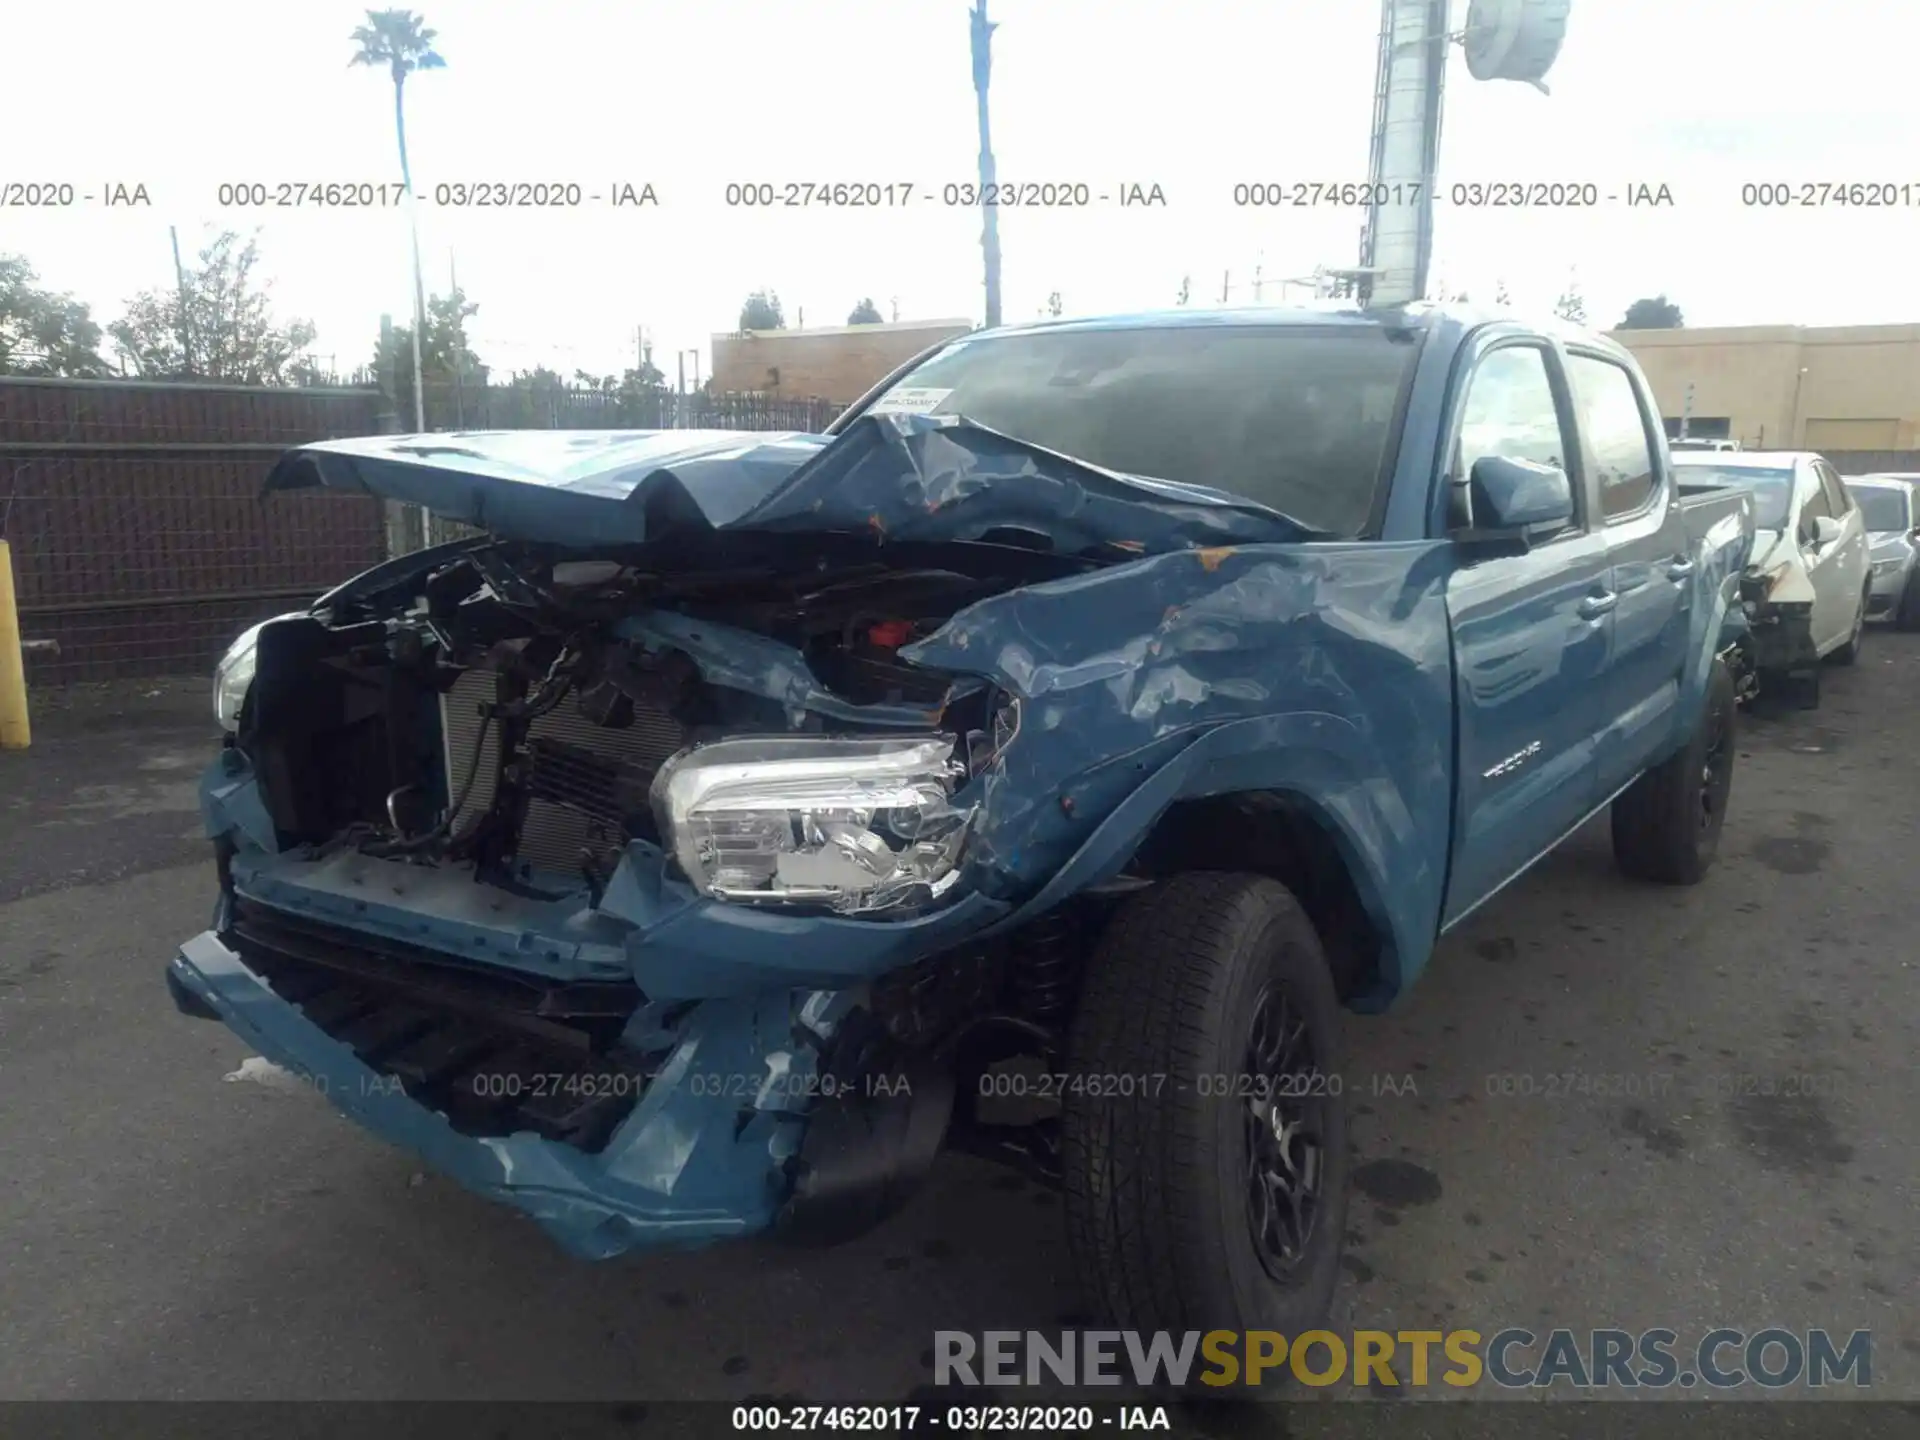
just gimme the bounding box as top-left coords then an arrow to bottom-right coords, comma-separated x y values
1358,0 -> 1447,306
1221,270 -> 1231,303
1359,1 -> 1569,307
1680,382 -> 1694,440
169,226 -> 197,376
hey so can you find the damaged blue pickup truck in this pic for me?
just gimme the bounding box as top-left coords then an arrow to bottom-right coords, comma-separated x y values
171,304 -> 1754,1341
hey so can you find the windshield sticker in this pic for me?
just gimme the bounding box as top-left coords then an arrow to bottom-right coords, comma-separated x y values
868,387 -> 954,416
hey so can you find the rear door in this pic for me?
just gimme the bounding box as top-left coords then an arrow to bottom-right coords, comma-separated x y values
1566,350 -> 1692,797
1443,336 -> 1615,925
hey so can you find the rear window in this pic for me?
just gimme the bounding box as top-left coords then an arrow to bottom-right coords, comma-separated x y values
1675,464 -> 1794,530
856,324 -> 1425,538
1849,485 -> 1909,532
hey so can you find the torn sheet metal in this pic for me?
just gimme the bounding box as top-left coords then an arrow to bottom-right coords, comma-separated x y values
907,539 -> 1459,993
612,609 -> 974,730
263,414 -> 1320,559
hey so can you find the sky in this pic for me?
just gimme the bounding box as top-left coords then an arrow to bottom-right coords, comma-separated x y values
5,0 -> 1918,384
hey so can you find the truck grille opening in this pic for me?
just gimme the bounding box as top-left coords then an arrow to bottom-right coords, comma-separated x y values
228,900 -> 650,1153
440,669 -> 687,878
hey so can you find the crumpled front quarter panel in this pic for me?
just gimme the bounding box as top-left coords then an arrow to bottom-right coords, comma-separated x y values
910,540 -> 1460,1003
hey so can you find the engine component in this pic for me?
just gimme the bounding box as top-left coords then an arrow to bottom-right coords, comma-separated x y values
439,668 -> 687,880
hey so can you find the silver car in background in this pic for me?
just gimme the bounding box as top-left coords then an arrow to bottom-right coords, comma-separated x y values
1846,474 -> 1920,629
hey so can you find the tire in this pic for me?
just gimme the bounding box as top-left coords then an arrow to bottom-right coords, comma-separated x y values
1896,575 -> 1920,633
1061,872 -> 1347,1381
1611,658 -> 1736,885
1831,588 -> 1867,664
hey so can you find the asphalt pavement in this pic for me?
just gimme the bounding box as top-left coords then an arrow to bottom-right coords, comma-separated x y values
1,644 -> 1916,1413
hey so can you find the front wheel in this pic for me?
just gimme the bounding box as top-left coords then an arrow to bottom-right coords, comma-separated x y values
1896,574 -> 1920,633
1061,873 -> 1347,1364
1612,657 -> 1736,884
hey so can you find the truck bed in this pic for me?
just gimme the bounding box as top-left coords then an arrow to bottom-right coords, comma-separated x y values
1678,478 -> 1757,576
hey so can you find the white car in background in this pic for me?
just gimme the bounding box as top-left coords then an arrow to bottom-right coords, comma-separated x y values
1670,450 -> 1872,693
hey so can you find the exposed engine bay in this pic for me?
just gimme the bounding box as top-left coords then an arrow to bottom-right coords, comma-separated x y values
239,533 -> 1073,911
216,532 -> 1156,1198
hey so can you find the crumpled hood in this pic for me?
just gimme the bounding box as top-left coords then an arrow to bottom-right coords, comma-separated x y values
263,413 -> 1320,558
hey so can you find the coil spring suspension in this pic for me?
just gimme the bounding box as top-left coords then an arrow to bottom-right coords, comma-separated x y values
1009,910 -> 1082,1023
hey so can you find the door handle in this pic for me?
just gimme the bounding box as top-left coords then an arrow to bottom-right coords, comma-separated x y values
1666,557 -> 1696,581
1578,591 -> 1618,619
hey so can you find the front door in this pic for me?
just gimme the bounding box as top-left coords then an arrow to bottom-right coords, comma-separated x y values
1811,459 -> 1868,645
1796,462 -> 1847,650
1443,340 -> 1615,925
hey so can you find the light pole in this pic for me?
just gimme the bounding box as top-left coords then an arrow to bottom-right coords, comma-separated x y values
1359,1 -> 1571,307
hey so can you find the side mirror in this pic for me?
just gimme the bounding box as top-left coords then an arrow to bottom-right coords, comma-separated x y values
1455,455 -> 1574,547
1811,514 -> 1843,549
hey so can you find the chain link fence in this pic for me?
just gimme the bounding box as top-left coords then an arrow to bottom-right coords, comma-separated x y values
1,377 -> 390,683
1,377 -> 846,683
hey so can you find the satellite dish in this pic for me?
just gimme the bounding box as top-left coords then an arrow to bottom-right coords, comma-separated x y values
1463,0 -> 1570,90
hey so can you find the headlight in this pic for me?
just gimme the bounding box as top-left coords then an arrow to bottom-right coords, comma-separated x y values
1871,557 -> 1903,575
212,620 -> 270,732
650,735 -> 975,915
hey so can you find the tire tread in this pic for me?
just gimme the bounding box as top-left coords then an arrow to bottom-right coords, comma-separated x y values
1060,872 -> 1340,1336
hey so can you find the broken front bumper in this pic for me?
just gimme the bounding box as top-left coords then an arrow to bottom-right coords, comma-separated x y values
167,924 -> 830,1258
1740,585 -> 1819,673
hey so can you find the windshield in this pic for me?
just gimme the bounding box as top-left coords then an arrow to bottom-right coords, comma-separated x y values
1676,464 -> 1794,530
1848,485 -> 1910,532
856,324 -> 1424,537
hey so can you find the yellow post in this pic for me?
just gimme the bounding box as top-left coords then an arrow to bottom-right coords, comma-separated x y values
0,539 -> 31,749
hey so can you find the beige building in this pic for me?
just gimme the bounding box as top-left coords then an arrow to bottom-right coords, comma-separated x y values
710,319 -> 974,404
1610,322 -> 1920,453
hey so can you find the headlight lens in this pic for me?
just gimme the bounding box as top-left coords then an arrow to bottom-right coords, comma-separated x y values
1871,557 -> 1902,575
212,620 -> 269,732
650,735 -> 974,915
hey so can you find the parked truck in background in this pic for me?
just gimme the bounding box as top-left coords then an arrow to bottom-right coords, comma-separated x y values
171,303 -> 1755,1356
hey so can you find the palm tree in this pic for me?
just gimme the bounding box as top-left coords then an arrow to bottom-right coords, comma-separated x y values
350,9 -> 445,433
969,1 -> 1001,328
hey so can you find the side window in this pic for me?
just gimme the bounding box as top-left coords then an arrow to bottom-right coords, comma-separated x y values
1566,353 -> 1659,520
1456,344 -> 1573,479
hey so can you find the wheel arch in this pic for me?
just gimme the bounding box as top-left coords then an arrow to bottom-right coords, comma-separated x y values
993,711 -> 1449,1011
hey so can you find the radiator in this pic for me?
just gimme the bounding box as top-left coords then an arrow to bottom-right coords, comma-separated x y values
439,670 -> 687,878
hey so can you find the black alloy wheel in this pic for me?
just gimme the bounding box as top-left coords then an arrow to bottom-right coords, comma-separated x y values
1241,983 -> 1326,1281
